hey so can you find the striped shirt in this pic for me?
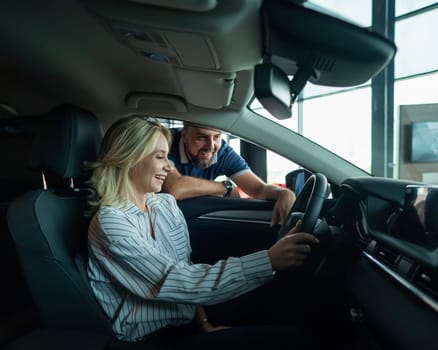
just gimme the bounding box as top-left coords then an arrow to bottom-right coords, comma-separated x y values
87,193 -> 274,342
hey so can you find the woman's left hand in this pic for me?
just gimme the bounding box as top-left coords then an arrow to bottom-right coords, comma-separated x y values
200,320 -> 230,333
196,305 -> 230,333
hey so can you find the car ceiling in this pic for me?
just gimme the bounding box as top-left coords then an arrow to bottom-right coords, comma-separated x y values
2,0 -> 391,186
0,0 -> 395,155
0,0 -> 271,125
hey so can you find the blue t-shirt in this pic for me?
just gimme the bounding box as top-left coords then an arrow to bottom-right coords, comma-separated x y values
169,129 -> 250,180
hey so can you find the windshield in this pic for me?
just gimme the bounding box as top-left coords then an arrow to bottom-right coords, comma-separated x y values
250,0 -> 438,183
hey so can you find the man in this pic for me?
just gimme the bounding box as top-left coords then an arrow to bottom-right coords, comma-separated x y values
161,123 -> 296,227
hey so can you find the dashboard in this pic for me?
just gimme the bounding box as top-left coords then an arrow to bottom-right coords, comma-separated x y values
329,176 -> 438,349
178,174 -> 438,350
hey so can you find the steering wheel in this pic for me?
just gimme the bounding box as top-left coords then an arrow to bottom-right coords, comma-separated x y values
278,172 -> 328,238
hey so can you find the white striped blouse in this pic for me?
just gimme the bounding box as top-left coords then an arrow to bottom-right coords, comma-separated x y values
87,193 -> 274,342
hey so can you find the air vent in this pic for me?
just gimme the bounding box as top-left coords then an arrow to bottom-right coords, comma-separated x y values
375,245 -> 399,268
413,266 -> 438,300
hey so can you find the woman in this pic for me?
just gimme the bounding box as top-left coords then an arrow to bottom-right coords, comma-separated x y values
87,116 -> 323,349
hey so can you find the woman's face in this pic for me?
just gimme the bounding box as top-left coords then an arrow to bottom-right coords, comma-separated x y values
129,133 -> 172,194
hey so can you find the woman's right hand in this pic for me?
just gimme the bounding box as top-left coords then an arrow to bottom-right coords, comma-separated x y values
268,220 -> 319,271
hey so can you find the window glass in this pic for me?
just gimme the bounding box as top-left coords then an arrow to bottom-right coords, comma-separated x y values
393,72 -> 438,179
395,9 -> 438,78
267,152 -> 299,185
245,100 -> 300,185
396,0 -> 438,17
302,87 -> 372,172
250,98 -> 299,131
394,72 -> 438,107
302,81 -> 370,99
228,137 -> 240,154
307,0 -> 372,27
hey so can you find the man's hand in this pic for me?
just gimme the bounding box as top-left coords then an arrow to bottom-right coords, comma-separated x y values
228,186 -> 241,198
271,188 -> 296,227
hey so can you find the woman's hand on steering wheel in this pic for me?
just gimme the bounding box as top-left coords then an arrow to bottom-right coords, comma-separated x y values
268,220 -> 320,271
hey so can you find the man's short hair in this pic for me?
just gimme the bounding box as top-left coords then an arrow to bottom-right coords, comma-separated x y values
183,121 -> 221,133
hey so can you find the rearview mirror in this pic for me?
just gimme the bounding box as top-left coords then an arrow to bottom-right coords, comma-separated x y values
254,63 -> 292,120
254,63 -> 318,119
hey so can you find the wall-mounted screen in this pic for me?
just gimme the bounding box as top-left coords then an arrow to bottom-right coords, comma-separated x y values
410,121 -> 438,162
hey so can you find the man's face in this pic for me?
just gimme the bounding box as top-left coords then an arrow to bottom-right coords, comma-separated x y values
182,126 -> 222,168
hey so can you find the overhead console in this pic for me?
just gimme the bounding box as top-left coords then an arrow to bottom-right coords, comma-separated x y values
83,0 -> 263,109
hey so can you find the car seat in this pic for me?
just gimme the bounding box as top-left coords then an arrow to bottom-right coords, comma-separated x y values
6,104 -> 112,330
6,105 -> 171,349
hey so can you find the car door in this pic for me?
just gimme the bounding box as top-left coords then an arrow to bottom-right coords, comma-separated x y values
178,196 -> 278,264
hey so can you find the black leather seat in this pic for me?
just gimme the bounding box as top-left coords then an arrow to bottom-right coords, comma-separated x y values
6,105 -> 170,349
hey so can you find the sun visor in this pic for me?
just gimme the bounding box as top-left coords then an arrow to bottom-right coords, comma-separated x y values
176,69 -> 236,109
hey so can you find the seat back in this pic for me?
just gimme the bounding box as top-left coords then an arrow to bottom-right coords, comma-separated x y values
7,105 -> 112,334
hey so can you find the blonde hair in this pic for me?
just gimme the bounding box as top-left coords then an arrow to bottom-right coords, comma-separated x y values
89,116 -> 172,208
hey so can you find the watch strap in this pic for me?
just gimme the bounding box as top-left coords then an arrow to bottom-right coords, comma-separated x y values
222,180 -> 233,197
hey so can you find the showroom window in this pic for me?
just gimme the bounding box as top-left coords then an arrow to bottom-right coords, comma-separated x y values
302,87 -> 372,172
394,4 -> 438,181
395,0 -> 438,17
394,8 -> 438,78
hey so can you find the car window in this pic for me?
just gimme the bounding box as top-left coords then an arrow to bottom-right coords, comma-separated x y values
160,118 -> 300,188
250,88 -> 372,174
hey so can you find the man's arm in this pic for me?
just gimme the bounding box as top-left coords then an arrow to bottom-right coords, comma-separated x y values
162,167 -> 229,200
232,171 -> 296,227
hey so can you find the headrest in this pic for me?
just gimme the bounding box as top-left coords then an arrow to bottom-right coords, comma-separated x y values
29,105 -> 103,179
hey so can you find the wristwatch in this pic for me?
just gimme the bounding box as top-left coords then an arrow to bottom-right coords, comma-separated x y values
222,180 -> 234,197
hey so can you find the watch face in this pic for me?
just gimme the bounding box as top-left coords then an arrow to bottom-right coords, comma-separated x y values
224,180 -> 234,190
